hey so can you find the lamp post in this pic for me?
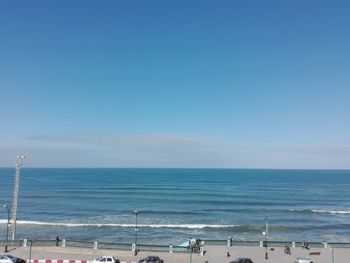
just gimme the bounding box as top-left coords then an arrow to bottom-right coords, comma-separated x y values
12,155 -> 25,241
188,238 -> 193,263
263,217 -> 268,260
322,241 -> 335,263
28,240 -> 33,263
3,204 -> 11,252
134,210 -> 138,256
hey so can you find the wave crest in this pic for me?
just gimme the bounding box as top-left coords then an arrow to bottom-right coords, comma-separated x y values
0,220 -> 239,229
311,209 -> 350,214
288,209 -> 350,215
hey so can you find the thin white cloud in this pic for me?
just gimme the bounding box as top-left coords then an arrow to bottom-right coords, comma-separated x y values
25,133 -> 221,153
0,133 -> 349,168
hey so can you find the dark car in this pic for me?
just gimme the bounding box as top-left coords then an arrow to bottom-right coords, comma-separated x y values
230,258 -> 254,263
138,256 -> 164,263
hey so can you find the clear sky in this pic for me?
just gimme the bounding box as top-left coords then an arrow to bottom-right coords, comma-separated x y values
0,0 -> 349,168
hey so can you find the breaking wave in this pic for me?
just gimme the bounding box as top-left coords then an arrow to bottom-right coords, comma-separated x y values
289,209 -> 350,215
311,209 -> 350,214
0,220 -> 239,229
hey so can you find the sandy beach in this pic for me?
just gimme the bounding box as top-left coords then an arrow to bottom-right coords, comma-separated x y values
5,244 -> 349,263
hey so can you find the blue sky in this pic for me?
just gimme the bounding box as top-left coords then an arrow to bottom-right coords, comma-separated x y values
0,0 -> 349,168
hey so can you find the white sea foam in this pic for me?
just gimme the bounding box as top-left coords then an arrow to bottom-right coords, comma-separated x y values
0,220 -> 238,229
311,209 -> 350,214
288,208 -> 350,214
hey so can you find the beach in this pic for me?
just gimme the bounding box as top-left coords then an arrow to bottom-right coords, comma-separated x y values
6,244 -> 350,263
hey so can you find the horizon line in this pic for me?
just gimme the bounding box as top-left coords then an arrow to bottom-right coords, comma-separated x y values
0,167 -> 349,171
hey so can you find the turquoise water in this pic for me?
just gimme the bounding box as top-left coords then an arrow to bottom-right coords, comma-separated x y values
0,168 -> 349,244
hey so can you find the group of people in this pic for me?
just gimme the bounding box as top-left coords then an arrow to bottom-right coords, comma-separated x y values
189,238 -> 202,252
283,239 -> 309,255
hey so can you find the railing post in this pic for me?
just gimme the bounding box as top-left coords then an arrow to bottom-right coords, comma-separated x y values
94,241 -> 98,249
23,238 -> 27,247
292,241 -> 295,248
200,246 -> 204,256
169,245 -> 173,253
259,241 -> 263,247
62,239 -> 66,247
132,243 -> 136,252
227,237 -> 232,247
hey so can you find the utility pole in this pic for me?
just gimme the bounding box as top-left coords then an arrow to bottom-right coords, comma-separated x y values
11,155 -> 25,241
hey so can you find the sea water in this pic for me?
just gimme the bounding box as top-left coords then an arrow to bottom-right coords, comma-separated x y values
0,168 -> 349,244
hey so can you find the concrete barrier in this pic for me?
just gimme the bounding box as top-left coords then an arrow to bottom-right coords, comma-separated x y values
29,260 -> 88,263
28,260 -> 136,263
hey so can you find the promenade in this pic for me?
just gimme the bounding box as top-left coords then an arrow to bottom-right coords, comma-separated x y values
6,244 -> 350,263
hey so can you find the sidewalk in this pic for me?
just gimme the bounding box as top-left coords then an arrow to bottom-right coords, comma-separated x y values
5,244 -> 349,263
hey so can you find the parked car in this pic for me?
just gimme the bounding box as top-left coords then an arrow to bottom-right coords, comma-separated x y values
295,259 -> 314,263
230,258 -> 254,263
138,256 -> 164,263
0,255 -> 25,263
92,256 -> 120,263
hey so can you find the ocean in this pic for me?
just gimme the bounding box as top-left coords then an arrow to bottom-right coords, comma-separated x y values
0,168 -> 349,245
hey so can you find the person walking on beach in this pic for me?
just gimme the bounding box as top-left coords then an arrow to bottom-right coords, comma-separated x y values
56,236 -> 60,246
226,251 -> 231,258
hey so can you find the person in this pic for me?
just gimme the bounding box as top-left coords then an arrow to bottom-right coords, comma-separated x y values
226,251 -> 231,258
301,240 -> 309,249
284,245 -> 291,255
56,236 -> 60,246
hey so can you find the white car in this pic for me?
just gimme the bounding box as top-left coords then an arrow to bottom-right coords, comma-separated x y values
92,256 -> 120,263
295,258 -> 314,263
0,255 -> 25,263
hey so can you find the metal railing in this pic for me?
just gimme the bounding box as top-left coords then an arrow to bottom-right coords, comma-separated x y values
1,238 -> 350,252
202,239 -> 350,248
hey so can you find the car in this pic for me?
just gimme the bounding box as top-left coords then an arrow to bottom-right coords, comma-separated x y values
229,258 -> 254,263
92,256 -> 120,263
138,256 -> 164,263
0,255 -> 26,263
295,258 -> 314,263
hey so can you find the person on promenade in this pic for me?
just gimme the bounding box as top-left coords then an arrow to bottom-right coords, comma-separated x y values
226,251 -> 231,258
56,236 -> 60,246
284,245 -> 291,255
301,240 -> 309,249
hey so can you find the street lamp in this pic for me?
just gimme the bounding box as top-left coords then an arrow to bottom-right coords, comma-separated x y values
188,238 -> 193,263
263,217 -> 268,260
134,210 -> 138,256
28,240 -> 33,263
322,241 -> 335,263
3,204 -> 11,252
